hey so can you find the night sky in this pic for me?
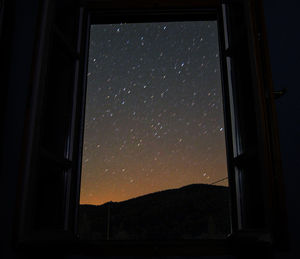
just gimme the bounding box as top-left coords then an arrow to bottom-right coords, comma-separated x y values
80,21 -> 228,205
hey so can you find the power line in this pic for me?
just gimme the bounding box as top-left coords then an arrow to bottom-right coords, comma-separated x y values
209,177 -> 228,185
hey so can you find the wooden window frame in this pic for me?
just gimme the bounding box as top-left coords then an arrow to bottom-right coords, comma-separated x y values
15,0 -> 287,256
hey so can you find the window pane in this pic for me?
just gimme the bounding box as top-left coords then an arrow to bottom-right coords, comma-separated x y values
79,21 -> 230,240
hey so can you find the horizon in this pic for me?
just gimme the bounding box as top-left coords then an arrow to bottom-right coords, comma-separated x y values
81,181 -> 228,206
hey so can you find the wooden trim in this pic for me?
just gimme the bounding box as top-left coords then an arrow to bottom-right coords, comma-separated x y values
80,0 -> 221,9
17,239 -> 232,256
72,6 -> 90,237
16,235 -> 275,256
217,1 -> 239,236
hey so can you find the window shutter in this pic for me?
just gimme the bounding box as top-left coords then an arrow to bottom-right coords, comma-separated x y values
17,0 -> 83,243
223,0 -> 286,246
224,0 -> 266,233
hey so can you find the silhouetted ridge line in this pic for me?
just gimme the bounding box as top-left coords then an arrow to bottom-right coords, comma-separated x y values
79,183 -> 230,240
81,183 -> 228,207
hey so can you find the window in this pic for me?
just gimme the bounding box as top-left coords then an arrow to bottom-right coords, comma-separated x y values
16,0 -> 287,255
79,20 -> 230,241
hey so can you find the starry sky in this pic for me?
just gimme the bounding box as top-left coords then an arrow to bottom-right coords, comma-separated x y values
80,21 -> 228,205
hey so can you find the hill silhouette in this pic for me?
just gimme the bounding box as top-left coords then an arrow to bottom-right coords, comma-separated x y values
79,183 -> 230,240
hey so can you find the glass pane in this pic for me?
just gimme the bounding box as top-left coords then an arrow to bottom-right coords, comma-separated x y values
79,21 -> 230,240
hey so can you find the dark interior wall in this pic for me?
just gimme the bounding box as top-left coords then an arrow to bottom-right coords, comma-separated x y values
0,0 -> 299,258
0,0 -> 39,258
263,0 -> 300,258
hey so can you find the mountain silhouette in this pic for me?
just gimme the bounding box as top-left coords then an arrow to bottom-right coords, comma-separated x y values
79,183 -> 230,240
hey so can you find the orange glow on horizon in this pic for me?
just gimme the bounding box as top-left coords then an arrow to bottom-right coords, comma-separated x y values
80,158 -> 228,205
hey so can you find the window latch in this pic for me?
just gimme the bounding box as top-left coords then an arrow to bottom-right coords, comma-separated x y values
273,88 -> 287,99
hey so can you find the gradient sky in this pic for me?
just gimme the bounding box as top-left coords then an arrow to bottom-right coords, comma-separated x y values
80,21 -> 228,205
